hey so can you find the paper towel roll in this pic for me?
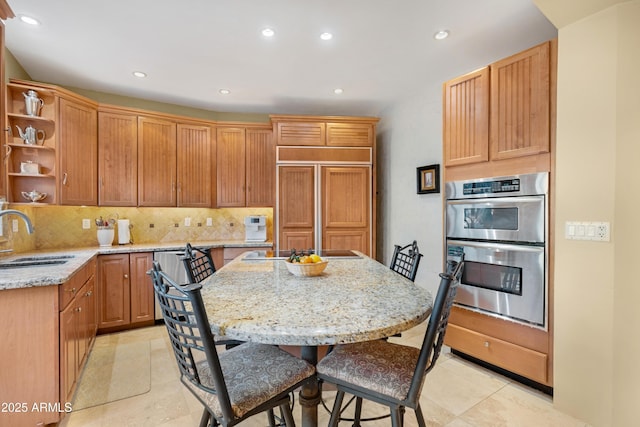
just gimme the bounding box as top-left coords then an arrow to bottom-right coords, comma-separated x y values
117,219 -> 131,244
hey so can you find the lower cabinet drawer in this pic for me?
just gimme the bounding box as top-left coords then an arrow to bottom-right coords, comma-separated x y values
445,324 -> 549,385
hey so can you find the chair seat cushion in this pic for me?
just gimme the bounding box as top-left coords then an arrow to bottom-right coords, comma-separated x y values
184,342 -> 315,418
317,340 -> 420,401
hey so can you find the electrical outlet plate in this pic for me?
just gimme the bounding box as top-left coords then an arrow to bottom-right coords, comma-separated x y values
565,221 -> 610,241
206,218 -> 213,226
82,219 -> 91,229
184,217 -> 191,227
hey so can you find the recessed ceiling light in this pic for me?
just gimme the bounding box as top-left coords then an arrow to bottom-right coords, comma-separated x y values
334,88 -> 343,95
19,15 -> 40,26
434,30 -> 449,40
219,89 -> 231,95
320,32 -> 333,41
262,28 -> 275,37
132,71 -> 147,78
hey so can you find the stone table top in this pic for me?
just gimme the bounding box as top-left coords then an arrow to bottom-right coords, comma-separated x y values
200,252 -> 433,346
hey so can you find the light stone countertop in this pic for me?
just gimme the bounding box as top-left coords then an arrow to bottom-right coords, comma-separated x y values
0,240 -> 272,291
199,252 -> 433,346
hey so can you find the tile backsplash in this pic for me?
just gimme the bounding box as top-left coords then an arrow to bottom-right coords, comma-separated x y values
1,205 -> 273,253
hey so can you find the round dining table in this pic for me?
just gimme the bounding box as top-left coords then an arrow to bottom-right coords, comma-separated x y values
200,251 -> 433,427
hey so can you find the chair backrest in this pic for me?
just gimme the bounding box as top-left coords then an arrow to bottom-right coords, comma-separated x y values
148,261 -> 235,421
405,254 -> 464,405
389,240 -> 423,282
182,242 -> 216,283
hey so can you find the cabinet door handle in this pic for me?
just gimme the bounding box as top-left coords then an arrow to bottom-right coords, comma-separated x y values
124,274 -> 129,279
67,287 -> 77,294
63,173 -> 68,185
85,290 -> 92,297
484,341 -> 490,348
76,307 -> 82,313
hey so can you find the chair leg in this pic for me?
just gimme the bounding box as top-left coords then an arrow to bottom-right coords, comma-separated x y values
199,408 -> 211,427
267,408 -> 277,427
353,397 -> 363,427
390,407 -> 401,427
329,391 -> 346,427
279,402 -> 296,427
414,404 -> 426,427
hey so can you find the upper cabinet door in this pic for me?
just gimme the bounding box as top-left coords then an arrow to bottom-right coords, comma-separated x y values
443,67 -> 490,167
177,123 -> 213,207
276,122 -> 325,146
246,128 -> 274,207
58,97 -> 98,206
326,123 -> 373,147
490,41 -> 550,160
137,116 -> 177,206
98,111 -> 138,206
216,127 -> 246,207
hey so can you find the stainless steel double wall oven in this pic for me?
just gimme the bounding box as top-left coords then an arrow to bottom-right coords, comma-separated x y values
445,172 -> 548,328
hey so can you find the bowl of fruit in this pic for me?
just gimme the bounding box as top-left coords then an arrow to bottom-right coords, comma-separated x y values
284,251 -> 328,277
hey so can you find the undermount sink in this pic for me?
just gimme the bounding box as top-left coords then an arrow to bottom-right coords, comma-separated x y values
0,255 -> 74,269
12,255 -> 75,262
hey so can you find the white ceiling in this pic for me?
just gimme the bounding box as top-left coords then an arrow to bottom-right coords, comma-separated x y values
4,0 -> 557,117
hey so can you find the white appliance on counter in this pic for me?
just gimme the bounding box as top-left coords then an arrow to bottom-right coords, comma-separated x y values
244,215 -> 267,242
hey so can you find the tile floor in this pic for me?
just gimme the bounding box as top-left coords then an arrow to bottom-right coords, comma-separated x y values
61,324 -> 590,427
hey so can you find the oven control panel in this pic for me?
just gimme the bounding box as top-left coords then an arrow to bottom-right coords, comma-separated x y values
462,178 -> 520,196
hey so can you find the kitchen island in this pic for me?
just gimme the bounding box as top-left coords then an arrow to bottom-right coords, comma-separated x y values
198,251 -> 433,427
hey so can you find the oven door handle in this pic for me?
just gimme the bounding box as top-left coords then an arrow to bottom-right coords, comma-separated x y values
447,239 -> 544,253
446,196 -> 544,205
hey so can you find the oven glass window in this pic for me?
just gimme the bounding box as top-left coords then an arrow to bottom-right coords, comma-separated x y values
462,260 -> 522,295
463,207 -> 518,230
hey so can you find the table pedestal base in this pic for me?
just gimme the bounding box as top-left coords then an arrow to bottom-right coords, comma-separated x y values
299,346 -> 320,427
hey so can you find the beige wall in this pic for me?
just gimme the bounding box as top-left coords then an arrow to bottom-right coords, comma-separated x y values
536,1 -> 640,425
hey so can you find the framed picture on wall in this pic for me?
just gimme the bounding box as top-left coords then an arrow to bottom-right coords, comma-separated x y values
416,164 -> 440,194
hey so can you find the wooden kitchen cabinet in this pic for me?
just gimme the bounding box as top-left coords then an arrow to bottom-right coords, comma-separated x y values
217,125 -> 274,207
59,257 -> 97,415
177,122 -> 215,207
272,116 -> 374,147
98,109 -> 138,206
278,164 -> 371,255
5,79 -> 98,205
274,115 -> 378,257
490,41 -> 550,160
58,96 -> 98,205
444,306 -> 551,386
97,252 -> 154,331
443,67 -> 490,167
0,257 -> 97,427
278,165 -> 316,250
137,116 -> 177,206
443,40 -> 554,171
321,166 -> 370,254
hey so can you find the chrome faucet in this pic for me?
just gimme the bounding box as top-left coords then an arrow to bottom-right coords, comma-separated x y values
0,209 -> 34,234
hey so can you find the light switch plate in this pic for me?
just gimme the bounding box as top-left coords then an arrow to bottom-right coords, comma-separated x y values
565,221 -> 610,241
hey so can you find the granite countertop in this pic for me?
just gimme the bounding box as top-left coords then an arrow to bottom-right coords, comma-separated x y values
198,252 -> 433,346
0,240 -> 272,291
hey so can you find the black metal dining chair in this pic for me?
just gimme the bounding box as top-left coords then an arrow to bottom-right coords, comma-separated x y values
149,261 -> 315,427
181,242 -> 216,283
317,256 -> 464,427
181,243 -> 244,349
389,240 -> 423,282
